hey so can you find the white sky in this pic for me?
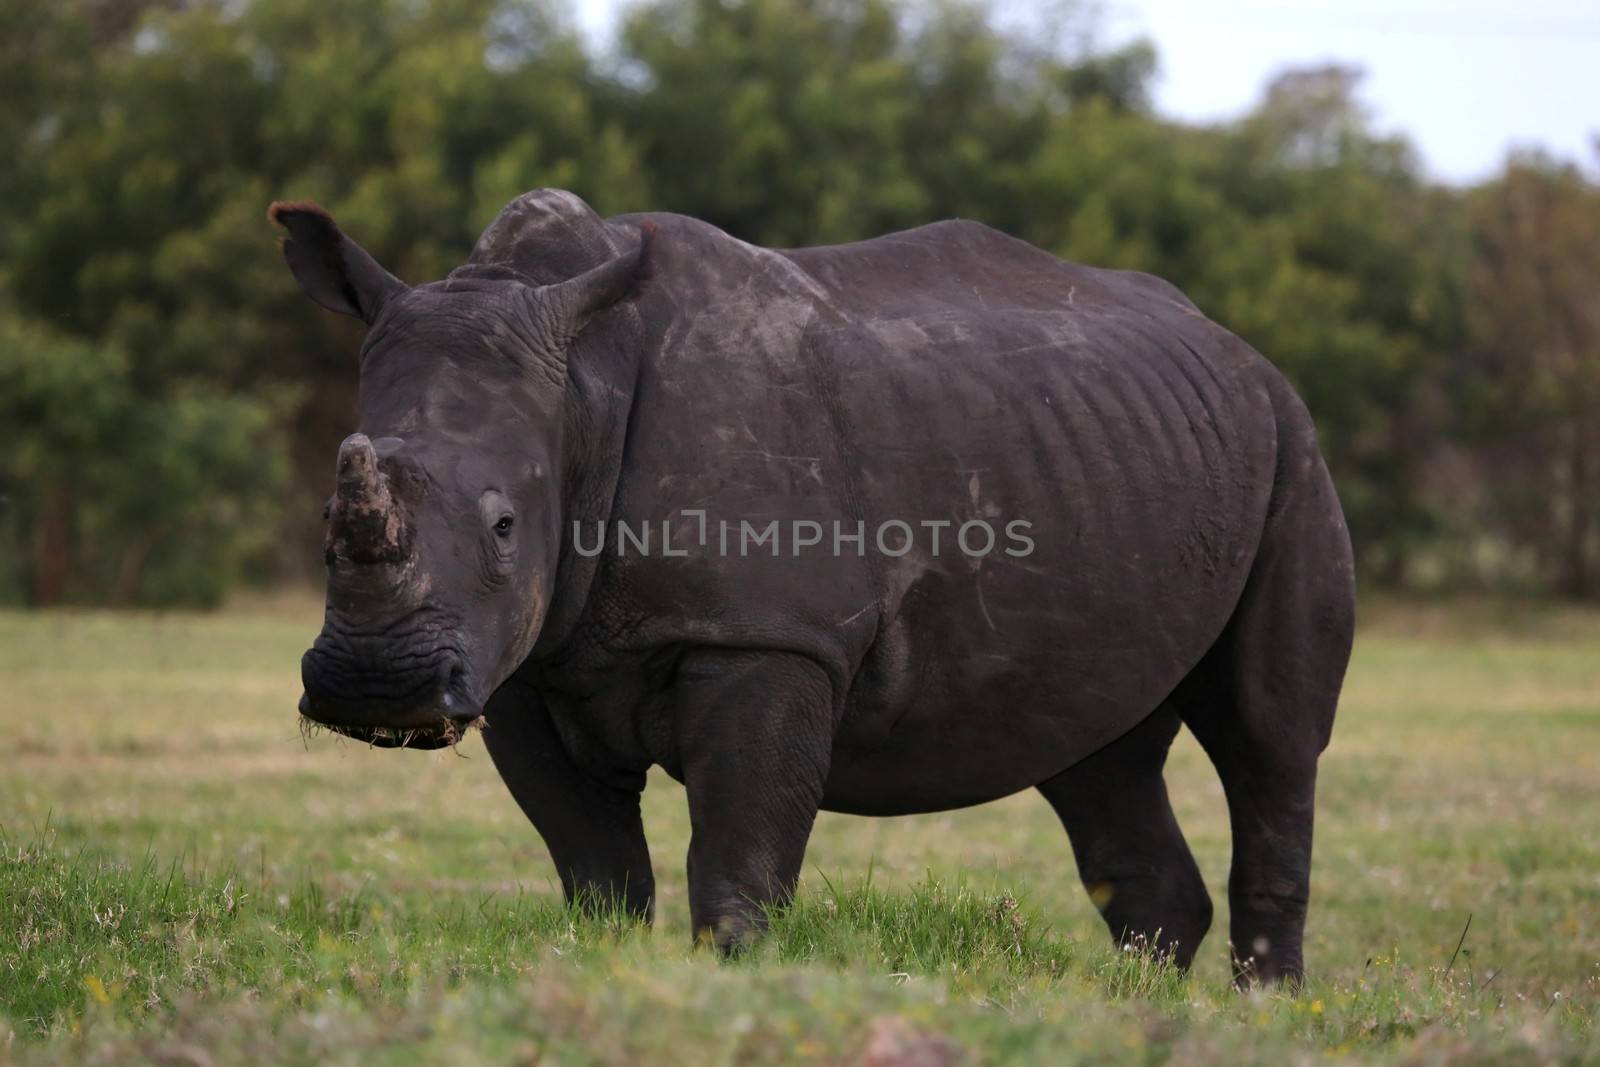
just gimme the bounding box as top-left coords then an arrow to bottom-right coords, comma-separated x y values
571,0 -> 1599,184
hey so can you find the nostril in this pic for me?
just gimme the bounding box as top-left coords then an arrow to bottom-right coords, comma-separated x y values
442,662 -> 473,718
300,650 -> 323,695
299,644 -> 349,703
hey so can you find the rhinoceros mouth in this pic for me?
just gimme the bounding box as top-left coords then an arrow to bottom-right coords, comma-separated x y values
297,644 -> 483,751
298,712 -> 487,751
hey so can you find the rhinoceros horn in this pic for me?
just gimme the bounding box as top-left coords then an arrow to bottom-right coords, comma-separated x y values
329,434 -> 410,566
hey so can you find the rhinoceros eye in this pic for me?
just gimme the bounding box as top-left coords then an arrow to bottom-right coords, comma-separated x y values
493,515 -> 514,537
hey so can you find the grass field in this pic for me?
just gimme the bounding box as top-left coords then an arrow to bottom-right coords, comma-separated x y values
1,596 -> 1597,1064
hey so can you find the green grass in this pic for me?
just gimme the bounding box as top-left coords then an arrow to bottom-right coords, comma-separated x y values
1,595 -> 1597,1064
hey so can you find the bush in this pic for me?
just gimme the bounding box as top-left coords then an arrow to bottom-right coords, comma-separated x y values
0,312 -> 287,606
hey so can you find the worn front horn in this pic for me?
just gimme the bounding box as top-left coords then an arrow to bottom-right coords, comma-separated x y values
328,434 -> 410,565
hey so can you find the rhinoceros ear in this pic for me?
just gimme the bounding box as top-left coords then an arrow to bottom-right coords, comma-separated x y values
535,220 -> 653,341
269,201 -> 408,324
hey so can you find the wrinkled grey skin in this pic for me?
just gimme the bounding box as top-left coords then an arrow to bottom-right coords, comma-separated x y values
276,189 -> 1354,984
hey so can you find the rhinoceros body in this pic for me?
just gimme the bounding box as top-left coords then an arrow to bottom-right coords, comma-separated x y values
280,189 -> 1354,982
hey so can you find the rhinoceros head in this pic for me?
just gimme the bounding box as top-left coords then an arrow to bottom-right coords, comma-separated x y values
271,198 -> 646,748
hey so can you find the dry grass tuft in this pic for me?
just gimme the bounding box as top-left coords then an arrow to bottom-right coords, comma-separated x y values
295,712 -> 488,751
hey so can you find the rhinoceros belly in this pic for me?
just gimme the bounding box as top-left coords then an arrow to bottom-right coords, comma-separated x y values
815,309 -> 1275,815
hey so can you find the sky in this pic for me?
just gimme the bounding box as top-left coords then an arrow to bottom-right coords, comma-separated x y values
570,0 -> 1599,185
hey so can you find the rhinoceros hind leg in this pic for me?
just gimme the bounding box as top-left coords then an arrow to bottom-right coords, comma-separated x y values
1172,459 -> 1355,986
1038,703 -> 1213,969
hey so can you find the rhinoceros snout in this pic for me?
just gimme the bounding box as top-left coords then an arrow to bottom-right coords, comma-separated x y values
298,630 -> 479,743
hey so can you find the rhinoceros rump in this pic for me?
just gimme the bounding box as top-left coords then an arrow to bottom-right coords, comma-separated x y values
275,189 -> 1354,984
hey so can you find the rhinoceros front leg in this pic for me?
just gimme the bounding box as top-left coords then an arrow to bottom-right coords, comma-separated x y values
482,675 -> 656,920
674,648 -> 835,954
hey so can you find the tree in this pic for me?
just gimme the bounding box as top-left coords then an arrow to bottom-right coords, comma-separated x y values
4,0 -> 1593,602
0,312 -> 286,605
1463,151 -> 1600,596
2,0 -> 647,602
1200,67 -> 1467,582
610,0 -> 1153,245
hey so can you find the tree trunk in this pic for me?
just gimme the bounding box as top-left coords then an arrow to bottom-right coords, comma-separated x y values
30,486 -> 74,606
1560,435 -> 1595,599
110,524 -> 170,606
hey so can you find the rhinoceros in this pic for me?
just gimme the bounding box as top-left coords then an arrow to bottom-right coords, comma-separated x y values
275,188 -> 1354,983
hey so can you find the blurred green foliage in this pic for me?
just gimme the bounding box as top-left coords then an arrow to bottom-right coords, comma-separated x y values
0,314 -> 288,605
1,0 -> 1597,604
